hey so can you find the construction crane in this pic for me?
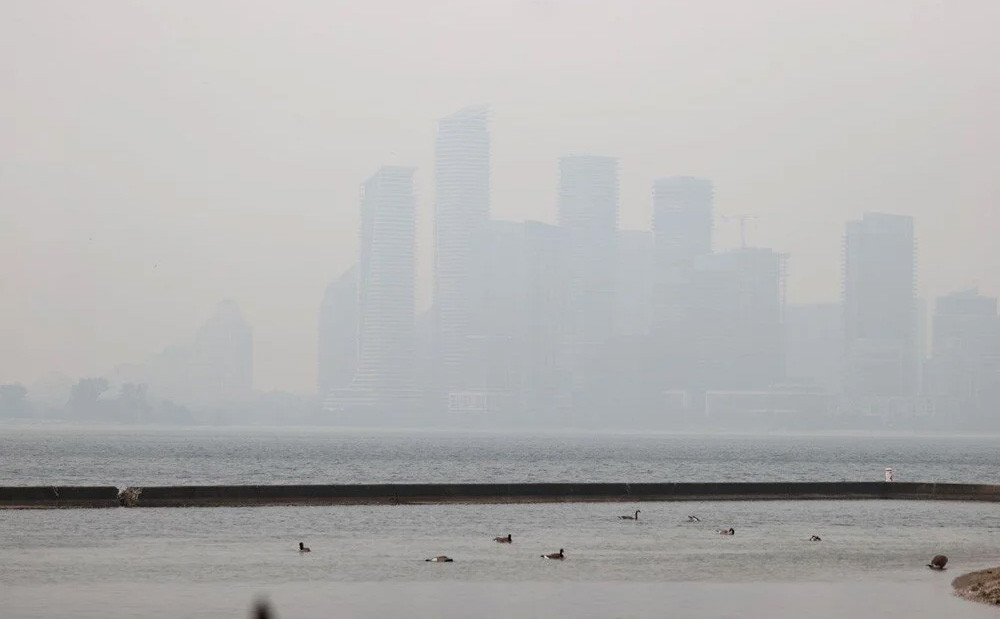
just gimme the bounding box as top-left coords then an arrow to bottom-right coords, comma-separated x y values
721,214 -> 758,249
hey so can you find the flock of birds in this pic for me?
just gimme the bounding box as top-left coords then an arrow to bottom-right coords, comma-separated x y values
296,510 -> 950,569
259,536 -> 949,619
263,524 -> 949,619
289,508 -> 949,564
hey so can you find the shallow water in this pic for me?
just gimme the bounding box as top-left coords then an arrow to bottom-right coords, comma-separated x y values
4,427 -> 1000,617
5,581 -> 996,619
2,500 -> 1000,617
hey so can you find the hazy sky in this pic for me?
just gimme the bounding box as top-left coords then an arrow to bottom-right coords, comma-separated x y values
2,0 -> 998,394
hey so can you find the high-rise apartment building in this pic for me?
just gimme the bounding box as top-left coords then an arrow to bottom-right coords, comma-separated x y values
615,230 -> 654,338
450,220 -> 526,414
650,177 -> 714,392
330,167 -> 416,411
521,220 -> 570,417
557,155 -> 619,413
317,265 -> 358,398
558,155 -> 619,341
434,106 -> 491,395
652,177 -> 714,324
653,177 -> 713,260
784,303 -> 843,392
842,213 -> 918,396
684,247 -> 784,390
925,290 -> 1000,425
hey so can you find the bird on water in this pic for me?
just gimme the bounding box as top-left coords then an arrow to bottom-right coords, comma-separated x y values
809,535 -> 822,542
426,556 -> 454,562
927,555 -> 948,570
541,549 -> 565,560
298,542 -> 310,552
717,528 -> 735,535
619,510 -> 640,521
687,515 -> 701,522
493,534 -> 513,543
252,600 -> 273,619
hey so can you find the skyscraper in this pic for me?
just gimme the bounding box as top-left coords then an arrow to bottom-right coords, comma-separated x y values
521,221 -> 569,417
558,155 -> 619,340
450,219 -> 527,414
784,303 -> 843,392
925,290 -> 1000,425
615,229 -> 654,338
842,213 -> 918,396
653,177 -> 713,257
317,265 -> 358,398
685,248 -> 784,390
557,155 -> 619,413
652,176 -> 713,324
434,106 -> 490,396
333,167 -> 416,411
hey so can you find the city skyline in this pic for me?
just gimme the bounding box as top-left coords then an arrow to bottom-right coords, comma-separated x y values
2,1 -> 999,393
4,123 -> 998,400
1,87 -> 998,429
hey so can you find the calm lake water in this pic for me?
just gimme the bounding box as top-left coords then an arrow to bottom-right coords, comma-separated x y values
2,427 -> 1000,617
2,426 -> 1000,486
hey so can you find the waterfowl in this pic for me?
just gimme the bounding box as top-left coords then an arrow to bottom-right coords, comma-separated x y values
252,600 -> 273,619
809,535 -> 822,542
541,549 -> 565,560
298,542 -> 310,552
619,510 -> 640,521
493,534 -> 512,543
717,528 -> 735,535
426,556 -> 454,562
927,555 -> 948,570
687,515 -> 701,522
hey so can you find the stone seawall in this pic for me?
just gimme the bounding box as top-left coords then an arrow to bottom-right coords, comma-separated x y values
4,482 -> 1000,508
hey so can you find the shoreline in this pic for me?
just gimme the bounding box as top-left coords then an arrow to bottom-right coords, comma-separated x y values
953,567 -> 1000,606
4,421 -> 1000,438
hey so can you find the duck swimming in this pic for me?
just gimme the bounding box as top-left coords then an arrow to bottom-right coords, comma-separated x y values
687,515 -> 701,522
493,534 -> 513,543
717,528 -> 735,535
426,556 -> 454,562
809,535 -> 822,542
619,510 -> 640,521
541,549 -> 565,560
927,555 -> 948,570
298,542 -> 310,552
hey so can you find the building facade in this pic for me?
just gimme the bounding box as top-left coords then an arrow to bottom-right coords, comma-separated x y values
925,290 -> 1000,426
842,213 -> 919,397
434,106 -> 491,397
329,167 -> 416,412
317,265 -> 358,398
557,155 -> 619,414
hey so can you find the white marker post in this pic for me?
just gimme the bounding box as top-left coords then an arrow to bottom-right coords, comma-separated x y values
885,467 -> 894,482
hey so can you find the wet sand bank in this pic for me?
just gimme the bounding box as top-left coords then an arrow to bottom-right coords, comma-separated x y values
954,567 -> 1000,606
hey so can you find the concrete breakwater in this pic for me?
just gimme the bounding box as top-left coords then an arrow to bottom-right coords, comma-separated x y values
0,486 -> 120,508
4,482 -> 1000,508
